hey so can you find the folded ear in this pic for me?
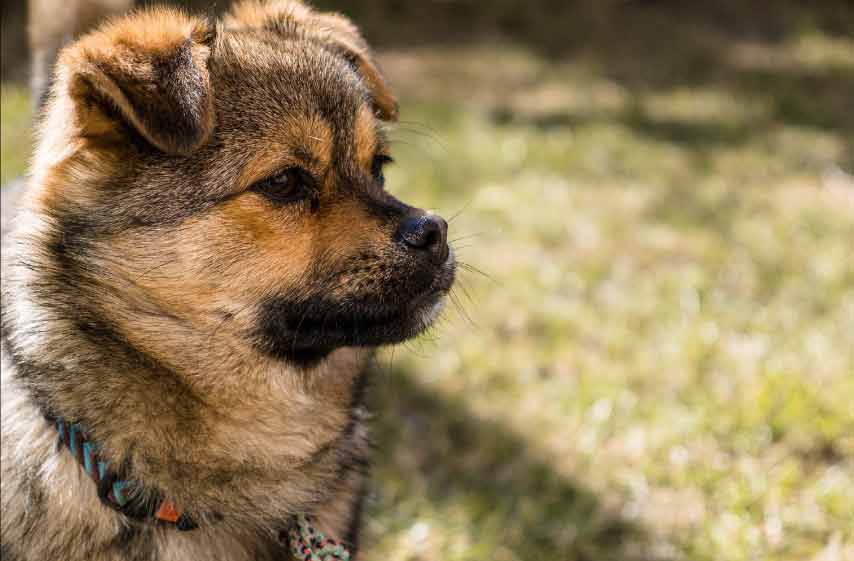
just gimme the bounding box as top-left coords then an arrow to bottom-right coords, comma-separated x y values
58,8 -> 217,155
226,0 -> 398,121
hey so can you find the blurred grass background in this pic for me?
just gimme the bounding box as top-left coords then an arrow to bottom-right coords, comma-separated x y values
2,1 -> 854,560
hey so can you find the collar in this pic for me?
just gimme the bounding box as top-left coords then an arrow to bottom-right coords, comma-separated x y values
50,415 -> 198,530
286,514 -> 351,561
49,415 -> 352,559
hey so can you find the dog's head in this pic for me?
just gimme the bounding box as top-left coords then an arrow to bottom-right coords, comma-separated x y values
29,1 -> 454,368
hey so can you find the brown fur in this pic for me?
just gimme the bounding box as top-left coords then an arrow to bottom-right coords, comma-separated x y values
2,2 -> 453,560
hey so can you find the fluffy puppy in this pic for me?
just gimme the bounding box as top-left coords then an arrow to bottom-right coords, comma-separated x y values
1,2 -> 454,560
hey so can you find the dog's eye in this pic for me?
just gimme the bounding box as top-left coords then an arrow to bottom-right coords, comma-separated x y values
372,155 -> 393,187
251,168 -> 312,205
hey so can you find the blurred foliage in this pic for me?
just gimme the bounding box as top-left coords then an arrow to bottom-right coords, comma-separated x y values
2,1 -> 854,560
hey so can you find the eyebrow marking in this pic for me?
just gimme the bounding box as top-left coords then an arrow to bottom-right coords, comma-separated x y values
236,114 -> 334,190
353,104 -> 378,169
293,146 -> 317,165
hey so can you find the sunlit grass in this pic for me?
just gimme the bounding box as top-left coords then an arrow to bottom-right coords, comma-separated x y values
1,23 -> 852,561
1,85 -> 31,183
367,38 -> 854,561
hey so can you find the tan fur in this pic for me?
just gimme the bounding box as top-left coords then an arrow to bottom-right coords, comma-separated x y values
237,113 -> 336,191
354,105 -> 380,168
225,0 -> 399,121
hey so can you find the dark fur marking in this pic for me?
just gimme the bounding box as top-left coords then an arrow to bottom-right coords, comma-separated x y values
354,189 -> 410,223
252,233 -> 451,364
253,293 -> 413,361
278,346 -> 333,369
343,479 -> 368,555
1,329 -> 65,412
302,368 -> 371,469
106,524 -> 158,561
0,544 -> 22,561
143,39 -> 210,154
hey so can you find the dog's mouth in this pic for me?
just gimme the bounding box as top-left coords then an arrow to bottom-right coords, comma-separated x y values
253,253 -> 455,366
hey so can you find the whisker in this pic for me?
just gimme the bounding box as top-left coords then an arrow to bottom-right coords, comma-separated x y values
457,262 -> 492,280
386,139 -> 444,167
449,287 -> 476,328
396,119 -> 443,136
392,126 -> 448,154
454,276 -> 478,308
387,345 -> 397,379
449,231 -> 490,243
131,257 -> 175,283
206,301 -> 255,346
447,198 -> 474,224
401,340 -> 432,359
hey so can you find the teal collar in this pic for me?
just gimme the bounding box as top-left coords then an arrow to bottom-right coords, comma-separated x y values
49,415 -> 352,559
50,415 -> 197,530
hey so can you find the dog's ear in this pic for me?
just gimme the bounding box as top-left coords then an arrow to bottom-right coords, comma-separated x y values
226,1 -> 398,121
58,8 -> 216,155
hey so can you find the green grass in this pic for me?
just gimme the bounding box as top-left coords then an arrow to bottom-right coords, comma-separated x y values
3,23 -> 853,561
362,34 -> 854,561
1,86 -> 30,183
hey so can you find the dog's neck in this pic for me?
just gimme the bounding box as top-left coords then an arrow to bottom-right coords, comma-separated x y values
1,211 -> 370,531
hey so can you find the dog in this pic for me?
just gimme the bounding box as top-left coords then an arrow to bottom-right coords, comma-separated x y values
0,2 -> 455,559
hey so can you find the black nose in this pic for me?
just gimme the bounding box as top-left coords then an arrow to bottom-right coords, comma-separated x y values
396,214 -> 449,263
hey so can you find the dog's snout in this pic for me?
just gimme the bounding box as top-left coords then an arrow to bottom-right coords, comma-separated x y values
396,213 -> 449,263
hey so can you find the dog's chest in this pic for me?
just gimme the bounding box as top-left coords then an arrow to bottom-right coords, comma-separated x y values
209,348 -> 368,464
0,348 -> 371,561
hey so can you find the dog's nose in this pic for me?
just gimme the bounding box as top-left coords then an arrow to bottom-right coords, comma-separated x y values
396,213 -> 449,263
